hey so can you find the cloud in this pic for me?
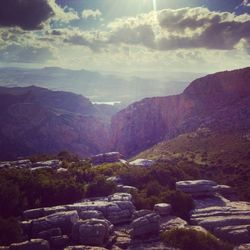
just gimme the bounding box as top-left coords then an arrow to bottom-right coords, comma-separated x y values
82,9 -> 102,20
0,0 -> 78,30
103,7 -> 250,51
0,44 -> 54,63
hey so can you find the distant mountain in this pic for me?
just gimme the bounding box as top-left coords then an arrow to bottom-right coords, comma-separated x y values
0,67 -> 200,106
1,68 -> 249,160
0,86 -> 111,160
111,68 -> 250,157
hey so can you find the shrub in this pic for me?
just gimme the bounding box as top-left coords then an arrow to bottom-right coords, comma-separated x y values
0,217 -> 22,246
86,176 -> 116,197
161,228 -> 233,250
167,191 -> 194,221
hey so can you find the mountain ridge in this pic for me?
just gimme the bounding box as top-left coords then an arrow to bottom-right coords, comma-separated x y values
0,67 -> 249,160
111,67 -> 250,157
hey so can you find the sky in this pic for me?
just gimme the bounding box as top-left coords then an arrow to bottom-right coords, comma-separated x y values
0,0 -> 250,75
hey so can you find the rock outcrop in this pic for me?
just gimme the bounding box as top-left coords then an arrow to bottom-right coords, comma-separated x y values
111,68 -> 250,157
9,239 -> 49,250
72,219 -> 113,246
130,213 -> 160,239
1,179 -> 250,249
176,180 -> 217,197
190,186 -> 250,244
91,152 -> 123,165
154,203 -> 171,216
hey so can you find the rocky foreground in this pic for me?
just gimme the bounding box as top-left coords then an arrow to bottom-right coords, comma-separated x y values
0,179 -> 250,250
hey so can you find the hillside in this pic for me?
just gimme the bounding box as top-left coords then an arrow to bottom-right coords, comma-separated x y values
0,86 -> 111,160
111,67 -> 250,157
135,129 -> 250,200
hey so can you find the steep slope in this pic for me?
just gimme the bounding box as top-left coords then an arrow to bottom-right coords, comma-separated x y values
111,68 -> 250,157
135,129 -> 250,200
0,86 -> 110,160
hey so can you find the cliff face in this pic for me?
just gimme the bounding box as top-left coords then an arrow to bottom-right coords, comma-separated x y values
111,68 -> 250,157
0,86 -> 110,160
1,68 -> 250,160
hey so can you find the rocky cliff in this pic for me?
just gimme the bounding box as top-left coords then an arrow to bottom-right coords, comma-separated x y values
111,68 -> 250,157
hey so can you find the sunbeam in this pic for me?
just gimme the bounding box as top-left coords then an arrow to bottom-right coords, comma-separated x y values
153,0 -> 157,11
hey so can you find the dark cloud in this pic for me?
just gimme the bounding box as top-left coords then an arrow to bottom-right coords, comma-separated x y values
103,7 -> 250,51
0,0 -> 54,30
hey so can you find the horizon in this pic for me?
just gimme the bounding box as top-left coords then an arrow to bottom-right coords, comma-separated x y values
1,0 -> 250,81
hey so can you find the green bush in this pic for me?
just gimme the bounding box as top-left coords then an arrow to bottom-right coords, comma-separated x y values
0,217 -> 22,246
166,191 -> 194,221
161,228 -> 233,250
86,176 -> 116,197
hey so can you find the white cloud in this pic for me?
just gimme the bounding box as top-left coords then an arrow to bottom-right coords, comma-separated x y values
82,9 -> 102,20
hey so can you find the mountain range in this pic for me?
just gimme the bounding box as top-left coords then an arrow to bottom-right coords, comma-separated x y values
0,67 -> 200,107
0,67 -> 249,160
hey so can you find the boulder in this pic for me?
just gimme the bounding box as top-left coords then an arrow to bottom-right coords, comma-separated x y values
33,160 -> 61,169
214,225 -> 250,245
212,185 -> 238,201
91,152 -> 123,165
23,208 -> 45,220
159,216 -> 187,231
79,210 -> 104,220
129,159 -> 155,167
117,185 -> 138,194
132,210 -> 152,220
66,200 -> 134,225
72,219 -> 113,246
154,203 -> 171,216
9,239 -> 49,250
115,234 -> 131,249
23,206 -> 66,220
190,199 -> 250,244
106,177 -> 122,184
49,235 -> 69,248
130,213 -> 160,239
176,180 -> 217,197
108,193 -> 132,202
37,228 -> 62,240
32,211 -> 79,237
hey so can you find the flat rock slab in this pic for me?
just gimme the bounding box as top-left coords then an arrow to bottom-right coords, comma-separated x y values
191,199 -> 250,244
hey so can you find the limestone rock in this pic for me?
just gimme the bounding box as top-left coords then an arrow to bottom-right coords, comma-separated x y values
50,235 -> 69,248
159,216 -> 187,231
108,193 -> 132,202
191,199 -> 250,244
37,228 -> 62,240
66,200 -> 134,225
154,203 -> 171,216
176,180 -> 217,197
129,159 -> 155,167
117,185 -> 138,194
130,213 -> 160,239
79,210 -> 104,220
9,239 -> 49,250
32,211 -> 79,237
72,219 -> 113,246
132,210 -> 152,220
91,152 -> 123,165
